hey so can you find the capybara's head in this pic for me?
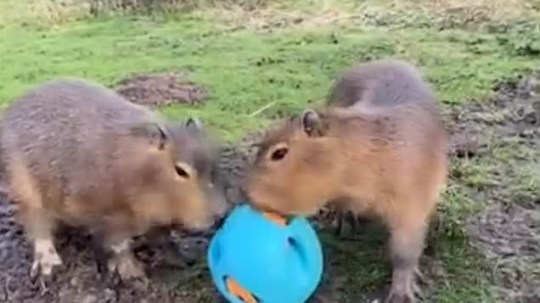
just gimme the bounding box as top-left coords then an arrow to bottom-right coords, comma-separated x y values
246,109 -> 343,216
128,118 -> 226,231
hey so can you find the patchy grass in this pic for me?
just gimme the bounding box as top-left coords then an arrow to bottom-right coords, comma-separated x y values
0,1 -> 538,302
1,7 -> 538,139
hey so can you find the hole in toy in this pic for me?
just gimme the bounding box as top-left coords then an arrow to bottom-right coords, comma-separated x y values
287,236 -> 308,270
287,237 -> 297,247
224,276 -> 258,303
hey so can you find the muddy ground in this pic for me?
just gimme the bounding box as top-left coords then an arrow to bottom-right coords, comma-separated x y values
0,73 -> 538,303
456,74 -> 539,302
114,73 -> 209,107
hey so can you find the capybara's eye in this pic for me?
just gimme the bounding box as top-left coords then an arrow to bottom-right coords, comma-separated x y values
270,147 -> 288,161
175,164 -> 190,179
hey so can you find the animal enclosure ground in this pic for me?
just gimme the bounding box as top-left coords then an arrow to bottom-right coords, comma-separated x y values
0,1 -> 538,302
114,73 -> 209,107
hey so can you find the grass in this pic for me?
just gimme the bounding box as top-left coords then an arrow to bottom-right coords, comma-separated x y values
0,0 -> 539,302
1,11 -> 538,139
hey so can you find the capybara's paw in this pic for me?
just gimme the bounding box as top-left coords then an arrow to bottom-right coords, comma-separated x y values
108,255 -> 146,280
30,240 -> 63,279
384,287 -> 417,303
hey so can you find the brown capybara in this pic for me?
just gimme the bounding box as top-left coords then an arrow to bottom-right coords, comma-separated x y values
246,59 -> 449,303
0,78 -> 226,281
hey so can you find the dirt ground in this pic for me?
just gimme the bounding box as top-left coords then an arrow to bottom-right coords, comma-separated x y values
114,73 -> 209,107
0,73 -> 538,303
455,74 -> 540,302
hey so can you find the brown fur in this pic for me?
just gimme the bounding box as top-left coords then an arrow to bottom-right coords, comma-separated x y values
0,78 -> 225,280
247,59 -> 448,303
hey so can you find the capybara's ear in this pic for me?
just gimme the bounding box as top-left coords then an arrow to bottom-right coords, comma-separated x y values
300,109 -> 322,137
130,122 -> 169,150
185,117 -> 203,131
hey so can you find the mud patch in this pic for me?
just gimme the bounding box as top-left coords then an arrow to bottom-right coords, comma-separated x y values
212,131 -> 265,208
0,194 -> 219,303
469,203 -> 540,302
448,73 -> 540,159
448,72 -> 540,302
114,73 -> 208,107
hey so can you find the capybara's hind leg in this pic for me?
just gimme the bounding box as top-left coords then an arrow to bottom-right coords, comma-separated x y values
8,159 -> 62,278
334,202 -> 370,239
103,229 -> 145,280
385,213 -> 428,303
336,211 -> 359,238
332,199 -> 362,238
23,207 -> 63,278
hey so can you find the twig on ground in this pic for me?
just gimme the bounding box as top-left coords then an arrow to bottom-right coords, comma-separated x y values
249,101 -> 277,117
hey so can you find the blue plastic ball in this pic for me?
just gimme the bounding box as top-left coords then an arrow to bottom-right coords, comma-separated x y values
207,204 -> 324,303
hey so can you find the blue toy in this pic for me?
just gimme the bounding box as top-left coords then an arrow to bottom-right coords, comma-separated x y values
207,204 -> 324,303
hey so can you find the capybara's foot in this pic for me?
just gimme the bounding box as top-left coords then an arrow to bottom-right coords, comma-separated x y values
384,267 -> 420,303
108,254 -> 146,280
30,238 -> 63,279
384,289 -> 416,303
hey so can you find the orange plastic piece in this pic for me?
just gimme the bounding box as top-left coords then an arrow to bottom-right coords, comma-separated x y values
225,277 -> 257,303
262,211 -> 287,226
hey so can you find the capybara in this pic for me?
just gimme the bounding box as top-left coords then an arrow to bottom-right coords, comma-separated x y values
246,59 -> 449,303
0,78 -> 226,280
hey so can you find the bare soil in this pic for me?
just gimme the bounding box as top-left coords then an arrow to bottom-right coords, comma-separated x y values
454,74 -> 540,303
0,73 -> 538,303
114,73 -> 209,107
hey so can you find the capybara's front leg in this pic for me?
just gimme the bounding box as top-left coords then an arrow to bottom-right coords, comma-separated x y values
385,214 -> 428,303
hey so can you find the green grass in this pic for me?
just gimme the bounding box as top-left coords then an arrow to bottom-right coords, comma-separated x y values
1,1 -> 539,302
1,4 -> 539,140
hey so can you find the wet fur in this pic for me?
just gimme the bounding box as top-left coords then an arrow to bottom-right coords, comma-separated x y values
247,59 -> 448,303
0,78 -> 224,280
